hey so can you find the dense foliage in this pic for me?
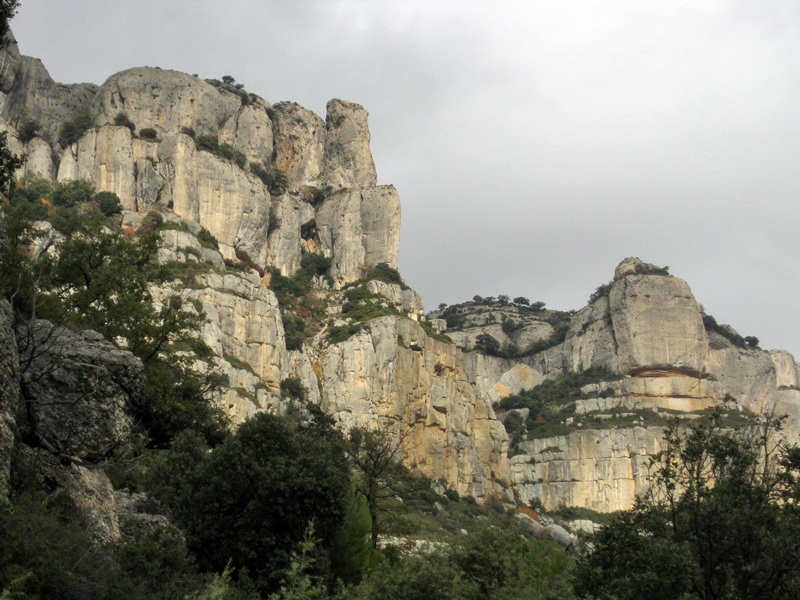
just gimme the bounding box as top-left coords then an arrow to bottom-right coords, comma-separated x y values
574,412 -> 800,599
148,412 -> 351,595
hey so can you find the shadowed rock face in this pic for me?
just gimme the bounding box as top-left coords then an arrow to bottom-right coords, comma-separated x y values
0,32 -> 98,137
16,321 -> 141,459
0,300 -> 20,483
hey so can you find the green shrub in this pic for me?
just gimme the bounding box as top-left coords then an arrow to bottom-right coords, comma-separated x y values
138,210 -> 164,235
250,162 -> 287,194
93,191 -> 122,216
196,226 -> 219,250
18,119 -> 40,143
280,377 -> 305,401
474,333 -> 501,355
50,179 -> 94,208
139,127 -> 158,140
366,262 -> 407,288
58,109 -> 94,147
180,126 -> 196,138
113,112 -> 135,132
196,135 -> 245,168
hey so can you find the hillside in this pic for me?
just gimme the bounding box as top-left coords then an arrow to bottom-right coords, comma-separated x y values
1,23 -> 799,544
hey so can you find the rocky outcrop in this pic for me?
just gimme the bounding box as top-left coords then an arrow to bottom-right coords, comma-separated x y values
609,271 -> 707,375
92,67 -> 242,141
319,316 -> 509,500
511,427 -> 665,512
323,99 -> 377,190
0,41 -> 400,284
271,101 -> 325,193
0,32 -> 97,142
316,186 -> 401,285
16,320 -> 141,459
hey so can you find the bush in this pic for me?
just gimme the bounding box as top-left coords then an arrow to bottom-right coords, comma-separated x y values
139,127 -> 158,140
196,226 -> 219,250
366,262 -> 406,288
50,179 -> 95,208
196,135 -> 245,168
280,377 -> 305,401
58,109 -> 94,147
180,126 -> 195,138
18,119 -> 40,143
148,413 -> 351,595
113,112 -> 136,132
93,191 -> 122,217
138,210 -> 164,235
250,162 -> 287,194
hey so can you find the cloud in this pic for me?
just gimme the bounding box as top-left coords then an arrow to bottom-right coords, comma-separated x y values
12,0 -> 800,355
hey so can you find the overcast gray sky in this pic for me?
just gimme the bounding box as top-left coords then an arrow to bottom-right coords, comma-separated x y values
11,0 -> 800,356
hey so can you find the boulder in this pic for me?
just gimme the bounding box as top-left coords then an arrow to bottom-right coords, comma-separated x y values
14,445 -> 121,543
16,321 -> 141,459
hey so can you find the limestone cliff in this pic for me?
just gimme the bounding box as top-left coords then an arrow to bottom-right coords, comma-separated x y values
436,257 -> 800,510
0,38 -> 502,500
2,35 -> 798,514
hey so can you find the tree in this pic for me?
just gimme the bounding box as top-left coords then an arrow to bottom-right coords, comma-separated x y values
474,333 -> 500,356
3,205 -> 229,447
0,130 -> 22,199
58,109 -> 94,147
0,1 -> 18,47
347,426 -> 411,548
149,412 -> 351,595
574,412 -> 800,600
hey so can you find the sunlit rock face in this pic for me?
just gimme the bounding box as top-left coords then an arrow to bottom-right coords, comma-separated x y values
609,271 -> 708,376
318,316 -> 510,501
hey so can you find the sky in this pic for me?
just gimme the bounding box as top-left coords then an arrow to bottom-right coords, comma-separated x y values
11,0 -> 800,356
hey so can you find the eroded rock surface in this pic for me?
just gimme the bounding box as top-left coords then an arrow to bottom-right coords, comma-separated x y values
16,321 -> 141,459
0,300 -> 19,483
320,316 -> 509,500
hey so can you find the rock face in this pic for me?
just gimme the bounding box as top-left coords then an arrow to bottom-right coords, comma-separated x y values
323,99 -> 377,190
318,316 -> 509,500
16,321 -> 141,459
316,186 -> 401,285
609,271 -> 707,375
271,102 -> 325,193
3,32 -> 798,515
0,47 -> 397,285
92,67 -> 245,141
0,32 -> 97,140
511,428 -> 665,512
0,300 -> 19,483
